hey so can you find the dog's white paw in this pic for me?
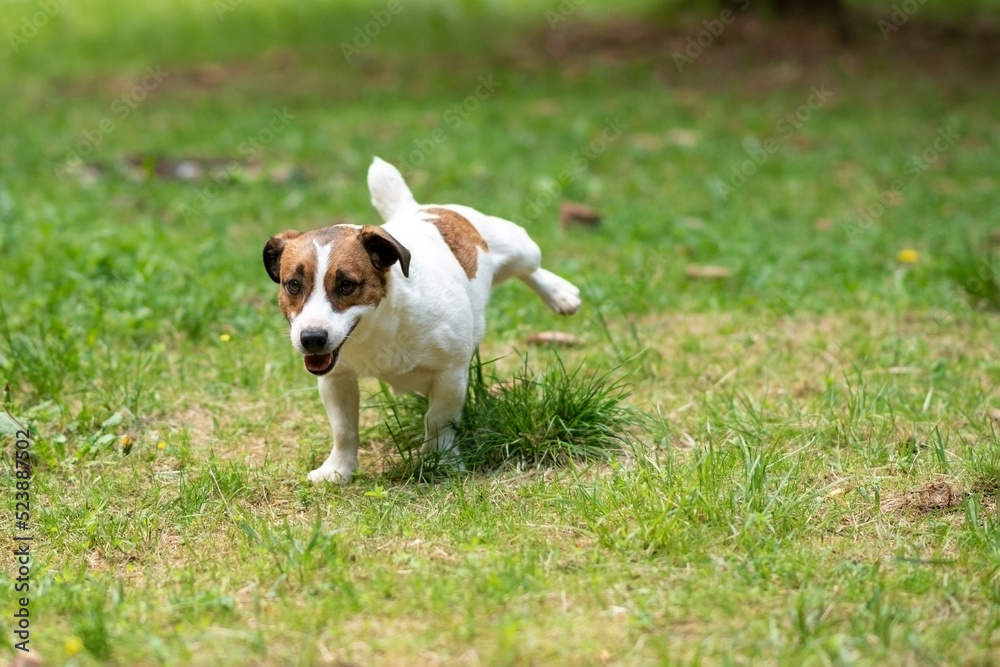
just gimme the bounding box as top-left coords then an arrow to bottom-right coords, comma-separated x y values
547,281 -> 581,315
307,465 -> 354,484
528,268 -> 581,315
540,276 -> 581,315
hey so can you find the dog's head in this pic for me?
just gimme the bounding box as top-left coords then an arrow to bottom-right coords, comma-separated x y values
263,225 -> 411,376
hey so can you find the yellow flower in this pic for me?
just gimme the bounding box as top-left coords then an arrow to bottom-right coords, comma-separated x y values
65,636 -> 84,656
157,441 -> 167,450
897,249 -> 919,264
219,333 -> 231,342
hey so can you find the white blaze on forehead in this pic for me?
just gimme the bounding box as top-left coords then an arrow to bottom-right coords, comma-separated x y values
289,242 -> 333,350
305,240 -> 331,312
296,241 -> 331,323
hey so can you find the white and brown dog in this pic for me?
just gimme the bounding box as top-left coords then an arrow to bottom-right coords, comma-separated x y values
263,158 -> 580,483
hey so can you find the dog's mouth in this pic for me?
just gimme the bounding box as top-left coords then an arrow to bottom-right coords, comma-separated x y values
303,321 -> 358,376
304,352 -> 336,376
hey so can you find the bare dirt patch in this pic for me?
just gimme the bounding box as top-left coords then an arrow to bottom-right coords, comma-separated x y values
880,478 -> 964,517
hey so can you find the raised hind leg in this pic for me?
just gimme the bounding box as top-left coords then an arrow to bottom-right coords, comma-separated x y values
520,268 -> 581,315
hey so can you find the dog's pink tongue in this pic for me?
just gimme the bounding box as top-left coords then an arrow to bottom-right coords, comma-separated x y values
304,353 -> 334,374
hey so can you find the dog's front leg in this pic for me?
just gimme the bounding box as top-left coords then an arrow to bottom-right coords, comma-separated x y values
308,370 -> 361,483
423,366 -> 468,469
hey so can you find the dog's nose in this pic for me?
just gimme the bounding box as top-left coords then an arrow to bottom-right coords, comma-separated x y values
300,329 -> 329,353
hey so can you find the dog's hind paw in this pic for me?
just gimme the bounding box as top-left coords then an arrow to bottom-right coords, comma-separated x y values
524,268 -> 581,316
548,283 -> 581,315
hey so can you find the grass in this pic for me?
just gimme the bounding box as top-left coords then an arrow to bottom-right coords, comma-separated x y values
945,237 -> 1000,311
374,352 -> 636,481
3,0 -> 1000,664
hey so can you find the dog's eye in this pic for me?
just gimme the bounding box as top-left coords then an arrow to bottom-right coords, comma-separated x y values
285,279 -> 302,296
336,279 -> 358,295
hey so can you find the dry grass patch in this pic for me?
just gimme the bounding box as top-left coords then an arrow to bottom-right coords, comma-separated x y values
592,310 -> 1000,430
880,477 -> 965,517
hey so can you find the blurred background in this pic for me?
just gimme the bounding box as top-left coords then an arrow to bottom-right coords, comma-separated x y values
1,0 -> 999,399
4,7 -> 1000,662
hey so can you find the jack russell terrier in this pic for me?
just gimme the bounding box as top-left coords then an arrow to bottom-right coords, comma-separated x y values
263,158 -> 580,483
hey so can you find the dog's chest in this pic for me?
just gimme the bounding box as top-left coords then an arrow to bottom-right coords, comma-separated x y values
340,343 -> 436,393
379,367 -> 436,394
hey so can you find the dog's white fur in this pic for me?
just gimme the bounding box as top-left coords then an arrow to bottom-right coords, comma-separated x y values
271,158 -> 580,483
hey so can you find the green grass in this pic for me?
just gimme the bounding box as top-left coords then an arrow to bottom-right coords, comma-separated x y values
3,0 -> 1000,664
375,352 -> 636,480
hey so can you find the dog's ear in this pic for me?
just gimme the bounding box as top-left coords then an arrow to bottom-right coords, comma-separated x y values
263,231 -> 302,283
361,226 -> 411,278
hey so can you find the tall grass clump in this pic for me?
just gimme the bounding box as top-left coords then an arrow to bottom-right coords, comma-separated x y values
376,352 -> 637,479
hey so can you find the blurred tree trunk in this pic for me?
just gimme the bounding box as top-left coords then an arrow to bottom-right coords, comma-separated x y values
722,0 -> 843,18
722,0 -> 848,41
771,0 -> 842,17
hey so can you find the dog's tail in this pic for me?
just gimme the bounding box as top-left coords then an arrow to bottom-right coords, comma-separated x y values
368,157 -> 419,222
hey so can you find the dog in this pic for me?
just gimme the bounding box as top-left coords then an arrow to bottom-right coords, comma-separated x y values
263,158 -> 580,483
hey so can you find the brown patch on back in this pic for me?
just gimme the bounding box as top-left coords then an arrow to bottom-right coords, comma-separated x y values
426,207 -> 488,280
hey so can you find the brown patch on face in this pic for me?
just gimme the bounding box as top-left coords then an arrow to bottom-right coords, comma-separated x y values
324,227 -> 390,312
270,232 -> 319,321
265,226 -> 410,321
263,230 -> 302,283
426,207 -> 488,280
